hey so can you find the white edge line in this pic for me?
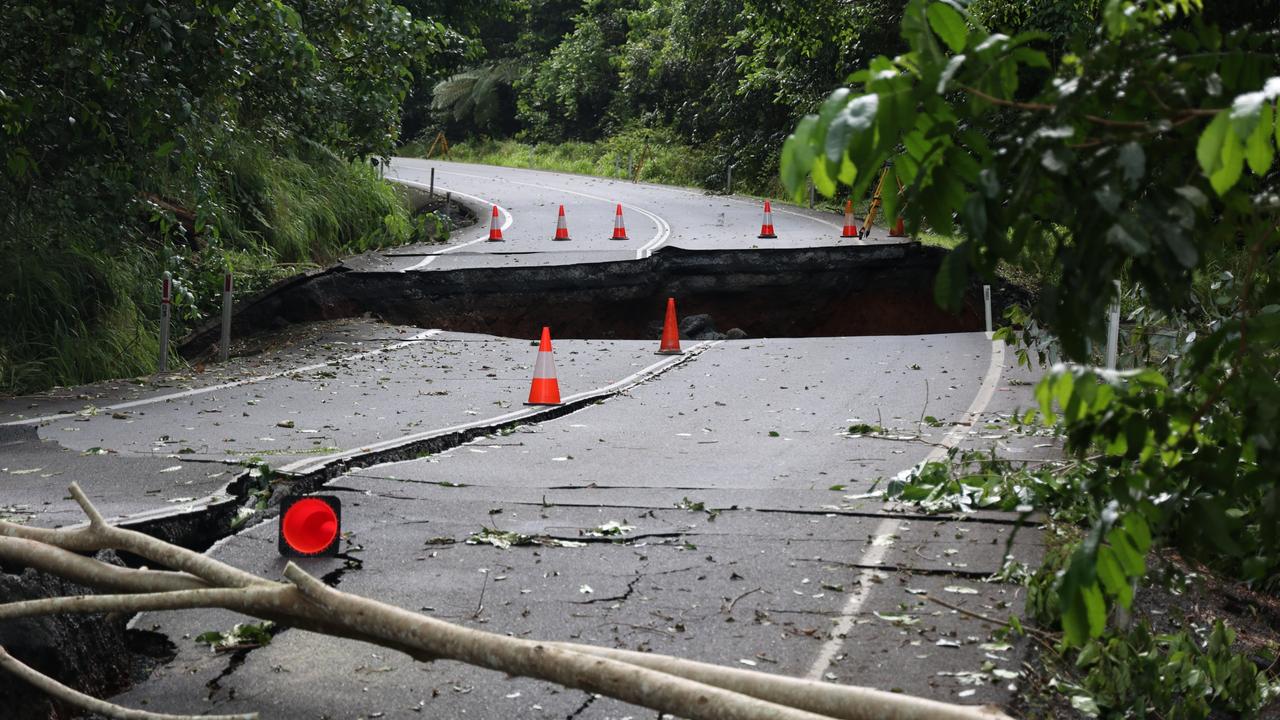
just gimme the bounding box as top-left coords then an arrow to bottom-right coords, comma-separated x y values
390,177 -> 512,270
278,340 -> 718,476
410,166 -> 671,260
2,330 -> 445,428
804,338 -> 1006,680
396,157 -> 845,243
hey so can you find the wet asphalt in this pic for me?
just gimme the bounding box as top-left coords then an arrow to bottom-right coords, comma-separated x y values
0,162 -> 1051,720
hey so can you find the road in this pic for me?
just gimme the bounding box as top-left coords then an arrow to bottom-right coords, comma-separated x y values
0,161 -> 1047,719
360,158 -> 900,273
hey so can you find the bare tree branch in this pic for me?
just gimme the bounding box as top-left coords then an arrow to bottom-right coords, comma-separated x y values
547,643 -> 1010,720
0,482 -> 268,588
0,644 -> 256,720
0,536 -> 208,593
0,485 -> 1015,720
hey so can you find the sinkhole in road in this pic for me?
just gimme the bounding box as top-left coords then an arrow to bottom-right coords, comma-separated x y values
187,244 -> 996,355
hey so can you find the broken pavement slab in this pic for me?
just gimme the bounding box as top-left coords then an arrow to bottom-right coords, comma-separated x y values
106,331 -> 1051,717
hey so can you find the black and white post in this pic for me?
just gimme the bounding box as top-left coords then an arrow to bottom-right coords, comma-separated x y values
1106,279 -> 1121,370
983,285 -> 993,336
219,270 -> 233,363
158,271 -> 171,374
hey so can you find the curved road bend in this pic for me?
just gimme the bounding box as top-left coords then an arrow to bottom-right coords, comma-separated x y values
0,160 -> 1048,719
378,158 -> 903,272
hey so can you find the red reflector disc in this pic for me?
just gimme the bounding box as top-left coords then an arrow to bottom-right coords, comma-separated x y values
281,498 -> 339,555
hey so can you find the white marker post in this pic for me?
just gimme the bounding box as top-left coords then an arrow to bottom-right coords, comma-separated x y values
1106,279 -> 1121,370
219,270 -> 233,363
158,272 -> 172,374
726,163 -> 734,195
983,285 -> 993,336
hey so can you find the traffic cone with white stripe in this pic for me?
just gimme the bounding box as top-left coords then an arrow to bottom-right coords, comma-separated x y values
525,326 -> 562,406
889,216 -> 906,237
841,200 -> 858,238
610,204 -> 629,241
657,297 -> 682,355
758,201 -> 777,239
552,205 -> 572,241
488,205 -> 503,242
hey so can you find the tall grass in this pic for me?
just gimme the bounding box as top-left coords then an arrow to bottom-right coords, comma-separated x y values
403,127 -> 738,192
0,138 -> 416,395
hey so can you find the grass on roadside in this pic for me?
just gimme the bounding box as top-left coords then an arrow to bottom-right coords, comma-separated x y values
402,127 -> 715,190
0,137 -> 424,396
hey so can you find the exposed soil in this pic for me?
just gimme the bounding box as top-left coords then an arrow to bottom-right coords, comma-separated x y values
180,243 -> 1007,357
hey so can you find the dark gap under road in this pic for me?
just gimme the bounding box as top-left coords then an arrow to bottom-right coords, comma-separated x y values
181,244 -> 1006,358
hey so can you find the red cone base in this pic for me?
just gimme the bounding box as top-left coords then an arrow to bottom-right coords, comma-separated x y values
657,297 -> 683,355
758,200 -> 777,239
279,496 -> 341,557
488,205 -> 504,241
526,327 -> 562,406
610,204 -> 629,241
841,199 -> 858,238
553,204 -> 572,241
889,216 -> 906,237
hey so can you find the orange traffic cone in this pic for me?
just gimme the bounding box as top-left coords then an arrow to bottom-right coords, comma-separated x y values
841,200 -> 858,238
526,326 -> 562,406
889,216 -> 905,237
552,204 -> 572,241
610,204 -> 629,240
657,297 -> 682,355
488,205 -> 503,242
758,201 -> 777,239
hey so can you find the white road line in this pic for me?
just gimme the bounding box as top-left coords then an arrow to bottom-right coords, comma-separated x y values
390,178 -> 513,270
399,158 -> 846,241
278,340 -> 718,476
2,330 -> 443,428
804,338 -> 1006,681
403,165 -> 672,259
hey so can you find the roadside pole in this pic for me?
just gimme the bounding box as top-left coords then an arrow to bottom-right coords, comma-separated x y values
726,163 -> 734,195
219,270 -> 233,363
983,285 -> 993,336
1106,280 -> 1121,370
158,272 -> 171,374
429,167 -> 435,197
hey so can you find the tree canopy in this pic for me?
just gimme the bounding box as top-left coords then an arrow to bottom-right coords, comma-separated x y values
782,0 -> 1279,649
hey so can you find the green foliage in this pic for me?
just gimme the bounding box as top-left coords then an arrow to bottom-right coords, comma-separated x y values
432,61 -> 523,136
883,448 -> 1088,519
785,0 -> 1280,653
1064,621 -> 1280,719
195,621 -> 276,651
782,0 -> 1278,355
401,0 -> 909,192
409,127 -> 715,189
0,0 -> 437,392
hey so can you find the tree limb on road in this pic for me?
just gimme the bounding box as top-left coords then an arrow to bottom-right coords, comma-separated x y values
0,483 -> 1011,720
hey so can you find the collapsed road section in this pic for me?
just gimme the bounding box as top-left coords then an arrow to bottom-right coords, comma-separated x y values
180,243 -> 986,358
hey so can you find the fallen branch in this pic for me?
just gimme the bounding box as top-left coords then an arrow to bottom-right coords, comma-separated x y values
0,644 -> 254,720
0,484 -> 1013,720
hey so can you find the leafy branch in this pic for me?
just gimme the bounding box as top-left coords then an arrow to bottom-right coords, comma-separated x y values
0,484 -> 1009,720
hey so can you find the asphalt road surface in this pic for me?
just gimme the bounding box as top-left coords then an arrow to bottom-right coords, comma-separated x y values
362,158 -> 902,273
0,162 -> 1050,720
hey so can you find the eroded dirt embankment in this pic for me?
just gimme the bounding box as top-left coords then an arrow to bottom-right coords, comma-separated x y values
182,243 -> 983,356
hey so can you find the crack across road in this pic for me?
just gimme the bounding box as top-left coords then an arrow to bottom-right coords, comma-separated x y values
2,161 -> 1047,719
